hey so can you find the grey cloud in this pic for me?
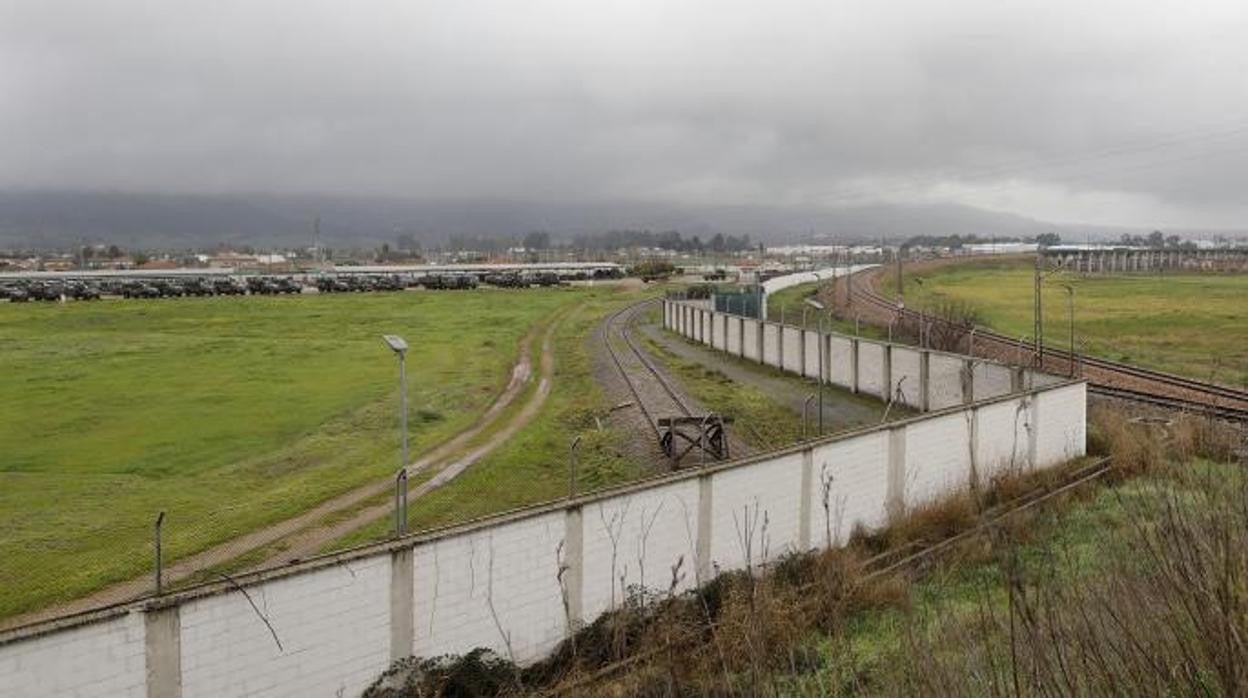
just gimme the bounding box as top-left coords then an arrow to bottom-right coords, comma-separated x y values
2,0 -> 1247,227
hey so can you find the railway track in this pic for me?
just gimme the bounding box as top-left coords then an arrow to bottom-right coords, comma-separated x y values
601,298 -> 732,462
601,298 -> 694,438
843,268 -> 1248,422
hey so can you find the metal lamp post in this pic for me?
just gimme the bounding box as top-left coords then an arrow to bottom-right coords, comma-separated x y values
382,335 -> 410,469
805,298 -> 826,435
382,334 -> 409,534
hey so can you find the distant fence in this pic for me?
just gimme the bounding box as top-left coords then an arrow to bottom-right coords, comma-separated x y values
0,301 -> 1086,698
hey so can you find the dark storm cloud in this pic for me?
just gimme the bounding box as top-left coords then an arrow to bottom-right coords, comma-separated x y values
2,0 -> 1247,226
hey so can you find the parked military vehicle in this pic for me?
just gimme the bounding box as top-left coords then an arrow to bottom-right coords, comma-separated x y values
65,280 -> 101,300
149,279 -> 187,297
178,278 -> 214,297
273,277 -> 303,294
1,284 -> 30,302
422,273 -> 478,289
122,281 -> 161,299
533,271 -> 562,287
245,277 -> 282,295
25,282 -> 65,301
314,276 -> 350,293
702,269 -> 727,281
212,278 -> 247,295
371,275 -> 404,291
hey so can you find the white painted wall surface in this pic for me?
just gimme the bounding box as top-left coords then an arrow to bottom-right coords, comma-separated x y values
1035,383 -> 1087,465
411,511 -> 566,664
581,481 -> 701,620
781,327 -> 803,373
904,413 -> 974,507
890,347 -> 923,407
974,363 -> 1014,401
857,343 -> 886,398
180,555 -> 390,698
928,354 -> 966,410
0,613 -> 146,698
802,332 -> 821,379
762,323 -> 782,369
710,453 -> 805,569
741,318 -> 760,361
975,398 -> 1031,478
809,432 -> 891,546
827,336 -> 854,388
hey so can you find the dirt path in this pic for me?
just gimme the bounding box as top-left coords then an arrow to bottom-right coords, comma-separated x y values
2,315 -> 560,632
258,316 -> 561,565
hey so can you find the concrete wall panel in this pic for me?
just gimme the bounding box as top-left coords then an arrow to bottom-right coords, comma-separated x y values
741,318 -> 760,361
181,555 -> 390,698
0,614 -> 146,698
802,332 -> 821,379
827,336 -> 854,388
928,354 -> 966,410
710,453 -> 805,569
809,432 -> 890,546
891,348 -> 923,407
412,512 -> 566,664
974,363 -> 1013,401
905,413 -> 974,507
762,323 -> 782,368
857,343 -> 886,398
782,327 -> 803,373
581,480 -> 700,620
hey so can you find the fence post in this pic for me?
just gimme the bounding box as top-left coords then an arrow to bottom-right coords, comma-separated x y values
394,469 -> 408,537
154,511 -> 165,596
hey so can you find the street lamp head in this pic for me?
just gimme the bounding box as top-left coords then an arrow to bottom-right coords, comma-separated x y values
382,334 -> 408,354
803,298 -> 824,310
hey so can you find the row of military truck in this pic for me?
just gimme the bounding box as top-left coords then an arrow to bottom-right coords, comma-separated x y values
0,268 -> 620,302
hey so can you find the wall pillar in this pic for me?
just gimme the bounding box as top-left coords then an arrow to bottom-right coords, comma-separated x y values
969,407 -> 981,488
389,547 -> 415,660
850,338 -> 860,394
757,320 -> 766,364
799,328 -> 808,377
961,359 -> 975,404
886,427 -> 907,520
798,448 -> 814,550
1027,394 -> 1040,470
1010,366 -> 1025,393
695,474 -> 714,585
737,316 -> 746,358
563,507 -> 584,632
882,345 -> 894,401
145,606 -> 182,698
919,350 -> 931,411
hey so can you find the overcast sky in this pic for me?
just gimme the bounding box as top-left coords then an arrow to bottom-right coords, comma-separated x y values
3,0 -> 1247,227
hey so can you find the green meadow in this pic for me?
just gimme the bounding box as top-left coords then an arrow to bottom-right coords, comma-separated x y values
891,259 -> 1248,386
0,288 -> 600,618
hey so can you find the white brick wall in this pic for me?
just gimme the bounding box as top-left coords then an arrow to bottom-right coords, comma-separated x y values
412,511 -> 566,664
726,317 -> 742,356
827,336 -> 854,388
891,348 -> 923,407
741,318 -> 760,361
976,398 -> 1031,479
905,413 -> 974,506
180,555 -> 390,698
809,432 -> 890,546
1035,383 -> 1087,466
928,354 -> 966,410
581,481 -> 700,619
0,613 -> 146,698
802,332 -> 821,379
858,343 -> 886,398
710,453 -> 805,569
974,363 -> 1013,401
781,327 -> 803,373
762,323 -> 782,369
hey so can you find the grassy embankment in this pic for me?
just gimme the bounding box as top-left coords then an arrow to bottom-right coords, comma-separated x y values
0,288 -> 595,618
328,289 -> 653,550
767,283 -> 889,341
884,258 -> 1248,386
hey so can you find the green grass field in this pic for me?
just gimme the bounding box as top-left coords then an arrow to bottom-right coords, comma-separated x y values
889,259 -> 1248,386
0,288 -> 614,618
329,290 -> 652,550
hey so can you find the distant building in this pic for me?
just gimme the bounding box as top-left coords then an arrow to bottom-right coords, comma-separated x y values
964,242 -> 1039,255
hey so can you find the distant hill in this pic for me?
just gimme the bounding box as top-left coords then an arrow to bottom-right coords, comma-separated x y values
0,190 -> 1224,250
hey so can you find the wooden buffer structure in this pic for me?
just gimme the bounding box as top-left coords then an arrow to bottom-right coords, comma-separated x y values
658,415 -> 732,465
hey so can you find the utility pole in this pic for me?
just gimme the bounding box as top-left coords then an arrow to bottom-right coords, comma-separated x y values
1033,254 -> 1043,368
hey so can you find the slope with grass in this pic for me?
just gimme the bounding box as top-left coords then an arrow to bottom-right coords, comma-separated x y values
881,258 -> 1248,386
0,289 -> 590,619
